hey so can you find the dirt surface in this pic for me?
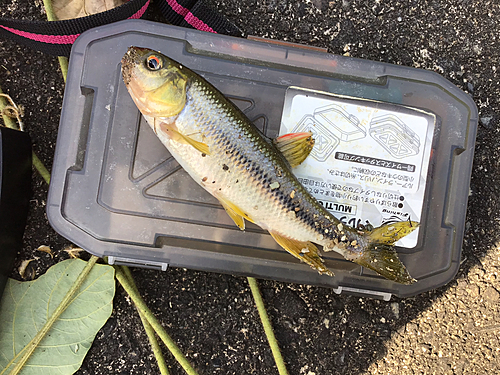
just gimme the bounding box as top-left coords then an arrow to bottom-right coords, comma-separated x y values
1,0 -> 499,374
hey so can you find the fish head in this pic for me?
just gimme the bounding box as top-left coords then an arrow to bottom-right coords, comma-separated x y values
121,47 -> 188,117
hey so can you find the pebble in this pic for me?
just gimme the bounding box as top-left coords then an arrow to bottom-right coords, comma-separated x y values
466,284 -> 480,298
483,287 -> 500,303
391,302 -> 400,319
480,116 -> 493,127
270,182 -> 280,190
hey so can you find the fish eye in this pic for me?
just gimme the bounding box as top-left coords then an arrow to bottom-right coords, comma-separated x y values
146,55 -> 162,71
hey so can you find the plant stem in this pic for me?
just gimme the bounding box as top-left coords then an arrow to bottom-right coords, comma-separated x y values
247,277 -> 289,375
32,151 -> 51,184
58,56 -> 68,82
114,268 -> 199,375
6,256 -> 99,375
120,266 -> 170,375
42,0 -> 57,21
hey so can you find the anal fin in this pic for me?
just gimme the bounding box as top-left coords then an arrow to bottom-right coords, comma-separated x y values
269,231 -> 333,276
159,122 -> 210,155
274,132 -> 315,168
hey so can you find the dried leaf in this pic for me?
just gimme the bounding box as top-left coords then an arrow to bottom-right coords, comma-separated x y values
64,246 -> 84,259
18,259 -> 35,280
53,0 -> 127,20
36,245 -> 54,258
0,93 -> 24,130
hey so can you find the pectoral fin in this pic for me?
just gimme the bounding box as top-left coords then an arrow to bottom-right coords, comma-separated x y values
274,132 -> 315,168
220,202 -> 246,230
159,122 -> 210,155
269,231 -> 333,276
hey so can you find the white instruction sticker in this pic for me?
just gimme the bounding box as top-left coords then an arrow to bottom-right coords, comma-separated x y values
280,87 -> 436,248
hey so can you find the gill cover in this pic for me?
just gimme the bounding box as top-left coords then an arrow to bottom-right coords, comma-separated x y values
121,47 -> 188,117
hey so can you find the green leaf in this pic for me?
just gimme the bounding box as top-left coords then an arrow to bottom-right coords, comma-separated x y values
0,259 -> 115,375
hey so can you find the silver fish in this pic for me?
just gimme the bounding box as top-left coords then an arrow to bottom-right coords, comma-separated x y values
121,47 -> 419,284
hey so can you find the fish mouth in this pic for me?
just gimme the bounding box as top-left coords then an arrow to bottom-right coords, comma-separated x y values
121,47 -> 151,86
120,49 -> 134,86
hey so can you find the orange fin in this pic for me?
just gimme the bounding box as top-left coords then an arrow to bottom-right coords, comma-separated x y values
160,122 -> 210,155
274,132 -> 315,168
214,193 -> 251,230
269,231 -> 333,276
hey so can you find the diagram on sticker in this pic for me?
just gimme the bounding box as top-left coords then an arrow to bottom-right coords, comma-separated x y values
314,104 -> 366,141
369,114 -> 421,159
292,104 -> 366,162
292,104 -> 421,162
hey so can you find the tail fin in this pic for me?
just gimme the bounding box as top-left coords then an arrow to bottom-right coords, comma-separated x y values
353,221 -> 419,284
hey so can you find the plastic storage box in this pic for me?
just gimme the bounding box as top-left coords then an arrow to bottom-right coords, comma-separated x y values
47,20 -> 478,299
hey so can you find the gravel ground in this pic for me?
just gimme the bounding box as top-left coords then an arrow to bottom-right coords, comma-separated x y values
1,0 -> 499,374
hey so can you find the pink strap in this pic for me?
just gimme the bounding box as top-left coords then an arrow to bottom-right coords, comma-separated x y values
0,0 -> 149,45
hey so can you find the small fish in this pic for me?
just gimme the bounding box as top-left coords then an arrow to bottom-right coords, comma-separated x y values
121,47 -> 419,284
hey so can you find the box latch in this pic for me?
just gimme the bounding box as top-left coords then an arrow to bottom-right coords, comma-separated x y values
333,286 -> 392,301
108,256 -> 169,271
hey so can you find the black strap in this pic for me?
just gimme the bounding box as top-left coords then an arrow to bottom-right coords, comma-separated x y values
0,0 -> 150,56
156,0 -> 242,37
0,0 -> 242,57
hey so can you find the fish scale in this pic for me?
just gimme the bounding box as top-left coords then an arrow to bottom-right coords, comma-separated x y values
121,47 -> 419,284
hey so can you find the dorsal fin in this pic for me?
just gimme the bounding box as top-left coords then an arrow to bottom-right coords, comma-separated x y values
274,132 -> 315,168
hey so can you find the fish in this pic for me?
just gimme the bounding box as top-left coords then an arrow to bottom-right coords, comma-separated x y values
121,47 -> 419,284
